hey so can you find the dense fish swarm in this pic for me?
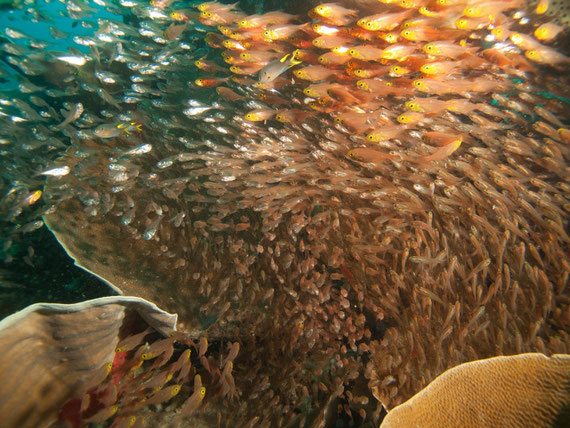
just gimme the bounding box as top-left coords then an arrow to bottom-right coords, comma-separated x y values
0,0 -> 569,426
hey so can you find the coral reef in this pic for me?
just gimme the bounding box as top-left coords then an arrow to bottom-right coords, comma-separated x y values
0,0 -> 568,426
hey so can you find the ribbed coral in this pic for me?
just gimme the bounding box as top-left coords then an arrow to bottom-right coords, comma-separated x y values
380,353 -> 570,428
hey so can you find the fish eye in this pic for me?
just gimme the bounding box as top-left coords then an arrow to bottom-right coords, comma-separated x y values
200,387 -> 206,395
335,117 -> 342,123
414,80 -> 423,87
141,353 -> 149,359
426,45 -> 433,51
393,66 -> 400,72
348,151 -> 355,157
365,22 -> 373,29
318,56 -> 325,63
367,134 -> 374,140
240,20 -> 247,25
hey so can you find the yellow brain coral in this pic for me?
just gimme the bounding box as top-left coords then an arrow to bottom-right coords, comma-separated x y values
380,353 -> 570,428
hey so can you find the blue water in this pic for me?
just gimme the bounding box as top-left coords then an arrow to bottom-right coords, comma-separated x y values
0,0 -> 122,89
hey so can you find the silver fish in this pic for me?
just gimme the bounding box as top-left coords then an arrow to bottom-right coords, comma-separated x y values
258,52 -> 302,84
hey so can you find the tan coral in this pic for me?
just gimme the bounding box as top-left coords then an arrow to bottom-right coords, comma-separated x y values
380,353 -> 570,428
0,296 -> 176,428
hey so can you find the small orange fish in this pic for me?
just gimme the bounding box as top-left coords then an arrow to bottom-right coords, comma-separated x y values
525,47 -> 570,66
405,97 -> 448,113
312,35 -> 352,49
455,16 -> 488,31
318,51 -> 350,66
311,22 -> 340,35
274,109 -> 314,123
197,1 -> 239,13
366,125 -> 409,142
357,10 -> 412,31
422,131 -> 464,146
294,65 -> 336,81
263,24 -> 306,41
238,11 -> 296,29
310,3 -> 357,26
510,33 -> 543,50
175,375 -> 206,422
115,328 -> 151,353
137,337 -> 173,361
381,44 -> 417,60
230,63 -> 264,75
170,10 -> 194,22
216,86 -> 243,101
463,1 -> 519,19
397,111 -> 425,124
195,58 -> 226,72
418,139 -> 462,162
533,23 -> 564,43
195,77 -> 228,87
536,0 -> 549,13
347,148 -> 397,163
348,45 -> 385,61
244,109 -> 277,122
141,384 -> 181,407
164,22 -> 187,41
401,26 -> 463,42
19,190 -> 42,207
423,41 -> 477,58
83,405 -> 118,423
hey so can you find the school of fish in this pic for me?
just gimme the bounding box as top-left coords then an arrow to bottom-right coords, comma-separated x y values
0,0 -> 569,426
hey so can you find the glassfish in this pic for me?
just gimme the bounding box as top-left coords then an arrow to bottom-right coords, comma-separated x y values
534,23 -> 563,42
293,65 -> 335,81
244,109 -> 278,121
423,41 -> 478,58
418,139 -> 462,162
357,10 -> 412,31
525,47 -> 570,66
310,3 -> 357,26
175,375 -> 206,422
